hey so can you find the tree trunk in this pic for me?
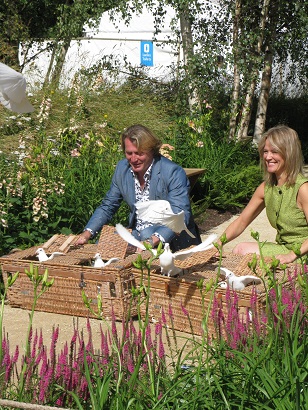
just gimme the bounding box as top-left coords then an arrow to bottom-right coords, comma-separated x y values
50,39 -> 71,88
179,8 -> 200,112
228,0 -> 241,140
43,42 -> 57,88
253,47 -> 273,143
236,75 -> 257,140
236,0 -> 270,141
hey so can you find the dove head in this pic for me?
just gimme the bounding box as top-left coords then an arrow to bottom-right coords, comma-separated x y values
36,248 -> 44,254
164,243 -> 171,251
218,281 -> 228,289
94,253 -> 101,259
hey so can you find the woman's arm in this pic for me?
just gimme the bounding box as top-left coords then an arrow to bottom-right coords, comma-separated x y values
220,182 -> 266,244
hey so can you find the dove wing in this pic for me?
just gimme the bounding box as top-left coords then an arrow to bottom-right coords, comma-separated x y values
241,276 -> 262,286
135,200 -> 174,224
115,224 -> 146,250
104,257 -> 120,266
216,267 -> 235,279
173,234 -> 217,260
135,200 -> 196,238
48,252 -> 65,260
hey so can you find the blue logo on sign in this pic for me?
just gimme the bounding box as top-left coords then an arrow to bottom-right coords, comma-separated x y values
140,41 -> 153,67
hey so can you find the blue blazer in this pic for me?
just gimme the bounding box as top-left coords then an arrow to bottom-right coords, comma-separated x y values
85,155 -> 200,250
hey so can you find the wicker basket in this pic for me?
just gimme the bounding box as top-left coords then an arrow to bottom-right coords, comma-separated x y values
0,227 -> 137,320
130,251 -> 296,336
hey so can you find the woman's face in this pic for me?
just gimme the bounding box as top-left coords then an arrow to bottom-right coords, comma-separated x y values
124,138 -> 154,177
263,139 -> 285,177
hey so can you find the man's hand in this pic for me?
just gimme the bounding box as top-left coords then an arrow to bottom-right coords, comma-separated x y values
75,231 -> 92,246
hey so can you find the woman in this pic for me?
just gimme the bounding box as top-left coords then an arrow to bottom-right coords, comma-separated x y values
221,125 -> 308,264
75,124 -> 201,251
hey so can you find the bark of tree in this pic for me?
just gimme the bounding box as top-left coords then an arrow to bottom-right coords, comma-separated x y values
43,43 -> 57,88
253,47 -> 273,143
50,39 -> 71,88
236,0 -> 270,141
228,0 -> 241,140
179,8 -> 201,112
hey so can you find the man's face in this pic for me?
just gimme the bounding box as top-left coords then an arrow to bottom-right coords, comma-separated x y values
124,138 -> 154,177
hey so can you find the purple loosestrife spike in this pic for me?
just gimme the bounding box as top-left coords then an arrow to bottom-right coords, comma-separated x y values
38,329 -> 43,348
211,295 -> 218,321
146,324 -> 153,350
111,309 -> 119,347
181,303 -> 189,317
100,332 -> 109,364
13,344 -> 19,364
137,330 -> 142,349
130,319 -> 137,337
155,322 -> 162,336
127,354 -> 135,373
35,345 -> 46,366
123,331 -> 130,357
38,365 -> 49,402
40,348 -> 48,372
158,334 -> 165,359
168,304 -> 174,319
71,328 -> 78,345
161,307 -> 167,325
2,336 -> 8,359
31,329 -> 38,360
28,326 -> 33,348
50,326 -> 59,365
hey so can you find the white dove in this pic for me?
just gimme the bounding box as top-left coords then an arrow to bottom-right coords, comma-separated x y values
115,223 -> 217,276
0,62 -> 34,113
216,267 -> 262,290
115,223 -> 147,251
135,200 -> 195,238
159,234 -> 217,276
93,253 -> 120,268
36,247 -> 65,262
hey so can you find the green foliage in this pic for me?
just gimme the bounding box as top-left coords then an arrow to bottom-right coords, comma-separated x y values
166,114 -> 261,210
0,234 -> 307,408
0,79 -> 261,255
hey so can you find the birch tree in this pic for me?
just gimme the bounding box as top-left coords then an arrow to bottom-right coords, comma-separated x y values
224,0 -> 307,141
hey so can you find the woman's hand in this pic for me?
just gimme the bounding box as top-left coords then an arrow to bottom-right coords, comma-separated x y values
276,251 -> 297,265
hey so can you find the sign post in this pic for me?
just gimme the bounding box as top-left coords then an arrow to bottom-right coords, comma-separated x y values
140,41 -> 154,66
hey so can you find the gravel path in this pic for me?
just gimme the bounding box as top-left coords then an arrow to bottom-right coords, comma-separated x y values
201,208 -> 276,252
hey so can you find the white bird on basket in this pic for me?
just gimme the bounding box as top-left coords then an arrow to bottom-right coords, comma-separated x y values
216,267 -> 262,290
115,223 -> 217,276
35,248 -> 65,262
159,234 -> 217,277
135,200 -> 195,238
93,253 -> 120,268
0,62 -> 34,113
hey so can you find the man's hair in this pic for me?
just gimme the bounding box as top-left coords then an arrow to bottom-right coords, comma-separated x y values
121,124 -> 162,155
258,125 -> 303,186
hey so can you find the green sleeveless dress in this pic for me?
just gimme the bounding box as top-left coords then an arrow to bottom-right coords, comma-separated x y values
262,174 -> 308,256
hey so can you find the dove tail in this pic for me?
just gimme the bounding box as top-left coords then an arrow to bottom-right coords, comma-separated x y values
185,228 -> 196,238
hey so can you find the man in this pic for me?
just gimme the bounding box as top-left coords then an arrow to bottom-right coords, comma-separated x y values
76,124 -> 200,251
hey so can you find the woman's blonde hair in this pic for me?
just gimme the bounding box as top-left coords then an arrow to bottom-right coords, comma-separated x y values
258,125 -> 303,186
121,124 -> 162,156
